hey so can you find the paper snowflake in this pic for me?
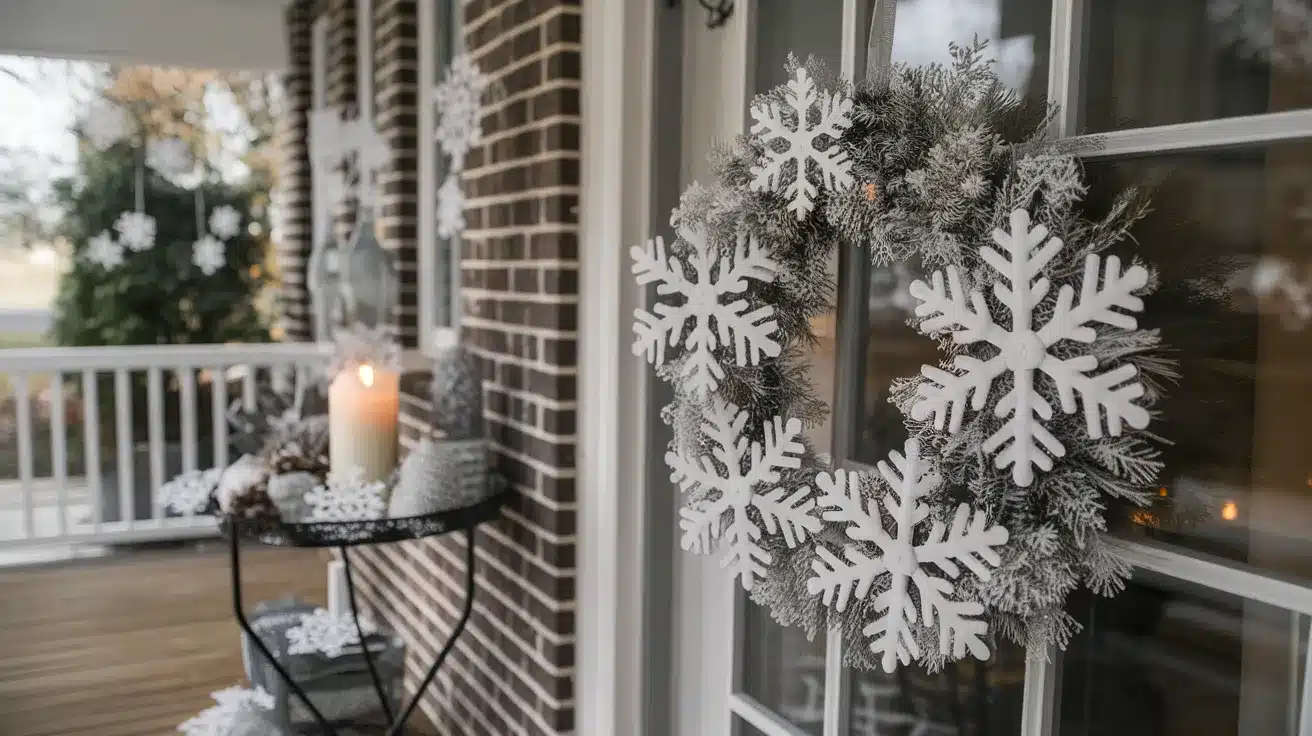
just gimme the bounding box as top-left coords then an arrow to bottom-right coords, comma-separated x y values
304,466 -> 387,522
160,467 -> 222,515
192,235 -> 226,276
146,136 -> 194,176
178,685 -> 274,736
631,227 -> 781,396
114,211 -> 157,252
434,53 -> 490,169
209,205 -> 243,240
286,607 -> 372,658
909,208 -> 1152,486
748,66 -> 853,220
83,101 -> 134,150
436,172 -> 465,238
86,230 -> 124,269
667,396 -> 819,590
806,439 -> 1009,673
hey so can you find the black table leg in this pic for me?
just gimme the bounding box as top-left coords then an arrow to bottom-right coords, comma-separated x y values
229,531 -> 337,734
339,545 -> 397,729
384,527 -> 479,736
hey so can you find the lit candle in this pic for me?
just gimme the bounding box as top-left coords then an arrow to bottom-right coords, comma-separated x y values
329,362 -> 399,483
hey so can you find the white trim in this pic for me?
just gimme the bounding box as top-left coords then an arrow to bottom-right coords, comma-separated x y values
357,0 -> 374,122
821,629 -> 846,736
1073,108 -> 1312,159
1047,0 -> 1083,138
312,15 -> 329,110
730,694 -> 811,736
1020,646 -> 1059,736
417,0 -> 438,353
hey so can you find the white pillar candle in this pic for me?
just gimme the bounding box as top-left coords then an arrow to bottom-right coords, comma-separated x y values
329,363 -> 399,483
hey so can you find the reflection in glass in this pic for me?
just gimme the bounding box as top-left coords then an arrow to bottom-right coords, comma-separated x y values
754,0 -> 844,93
740,601 -> 826,735
1060,570 -> 1309,735
735,717 -> 770,736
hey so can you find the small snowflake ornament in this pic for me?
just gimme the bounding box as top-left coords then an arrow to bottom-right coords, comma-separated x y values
667,396 -> 820,590
286,607 -> 373,658
749,66 -> 853,220
631,227 -> 781,396
86,230 -> 124,269
304,466 -> 387,522
160,467 -> 222,515
178,685 -> 274,736
146,136 -> 194,177
434,53 -> 491,169
909,208 -> 1152,486
83,101 -> 134,151
114,211 -> 157,252
436,172 -> 465,238
807,439 -> 1009,673
193,235 -> 226,276
209,205 -> 243,240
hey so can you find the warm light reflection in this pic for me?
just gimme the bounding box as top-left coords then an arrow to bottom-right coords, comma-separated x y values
1221,501 -> 1239,521
1158,487 -> 1169,497
358,364 -> 375,388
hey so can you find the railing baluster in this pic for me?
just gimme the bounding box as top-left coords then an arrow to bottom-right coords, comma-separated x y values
180,367 -> 197,473
83,370 -> 102,530
15,374 -> 33,539
114,369 -> 134,529
212,367 -> 228,469
50,375 -> 67,538
242,365 -> 257,411
147,366 -> 165,524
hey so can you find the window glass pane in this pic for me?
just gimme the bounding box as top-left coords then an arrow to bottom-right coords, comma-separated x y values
1059,570 -> 1309,735
753,0 -> 844,93
740,602 -> 826,735
734,717 -> 772,736
1085,142 -> 1312,580
433,0 -> 459,328
1079,0 -> 1312,133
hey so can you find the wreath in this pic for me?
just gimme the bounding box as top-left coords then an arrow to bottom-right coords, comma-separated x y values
629,42 -> 1174,672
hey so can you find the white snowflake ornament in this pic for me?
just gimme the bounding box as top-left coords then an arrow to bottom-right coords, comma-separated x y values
436,172 -> 465,238
909,208 -> 1152,486
286,607 -> 372,658
631,227 -> 781,396
114,211 -> 157,252
193,235 -> 226,276
86,230 -> 124,269
209,205 -> 243,240
146,136 -> 194,177
807,439 -> 1009,673
83,101 -> 134,151
667,396 -> 820,590
304,466 -> 387,522
434,53 -> 491,169
178,685 -> 274,736
160,467 -> 222,515
748,66 -> 853,220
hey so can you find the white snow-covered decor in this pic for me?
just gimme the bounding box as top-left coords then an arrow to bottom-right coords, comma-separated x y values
193,235 -> 226,276
114,211 -> 157,252
160,467 -> 223,515
286,607 -> 372,658
178,685 -> 275,736
433,53 -> 491,169
83,100 -> 134,151
304,466 -> 387,522
209,205 -> 244,241
436,173 -> 465,239
146,136 -> 194,177
806,439 -> 1008,672
86,230 -> 125,269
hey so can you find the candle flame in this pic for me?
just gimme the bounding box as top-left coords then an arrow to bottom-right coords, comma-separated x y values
1221,501 -> 1239,521
358,364 -> 375,388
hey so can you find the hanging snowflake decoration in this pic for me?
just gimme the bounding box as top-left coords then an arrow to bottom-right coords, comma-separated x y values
286,607 -> 373,658
114,211 -> 157,252
86,231 -> 125,269
178,685 -> 274,736
667,396 -> 819,590
209,205 -> 243,241
193,235 -> 226,276
433,53 -> 491,168
146,136 -> 194,177
326,323 -> 402,381
631,227 -> 781,396
160,467 -> 222,515
807,439 -> 1009,672
82,100 -> 134,151
909,208 -> 1152,486
436,173 -> 465,238
304,466 -> 387,522
748,66 -> 853,220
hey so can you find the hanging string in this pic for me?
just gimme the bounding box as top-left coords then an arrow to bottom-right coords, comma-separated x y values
194,187 -> 207,241
134,146 -> 146,213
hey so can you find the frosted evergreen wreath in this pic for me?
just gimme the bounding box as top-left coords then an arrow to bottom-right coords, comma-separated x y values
629,43 -> 1174,671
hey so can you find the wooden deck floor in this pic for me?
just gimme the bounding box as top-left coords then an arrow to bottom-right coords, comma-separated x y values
0,544 -> 329,736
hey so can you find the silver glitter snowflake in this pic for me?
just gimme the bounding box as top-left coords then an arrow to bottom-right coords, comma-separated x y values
304,466 -> 387,522
192,235 -> 226,276
433,52 -> 490,169
86,230 -> 125,269
160,467 -> 222,515
436,172 -> 465,238
178,685 -> 274,736
114,211 -> 157,252
286,607 -> 373,658
146,136 -> 194,176
209,205 -> 243,241
83,100 -> 134,150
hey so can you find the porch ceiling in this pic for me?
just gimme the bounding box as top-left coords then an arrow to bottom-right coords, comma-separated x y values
0,0 -> 288,71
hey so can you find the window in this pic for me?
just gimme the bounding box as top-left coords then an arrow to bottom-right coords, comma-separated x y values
419,0 -> 462,351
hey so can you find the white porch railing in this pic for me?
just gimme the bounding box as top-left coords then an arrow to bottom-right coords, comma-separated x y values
0,342 -> 326,549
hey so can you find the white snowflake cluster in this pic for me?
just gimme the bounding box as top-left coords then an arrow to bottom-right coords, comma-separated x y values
83,100 -> 135,151
115,211 -> 157,252
304,466 -> 387,522
909,208 -> 1151,487
177,685 -> 274,736
192,204 -> 244,276
286,607 -> 373,658
432,53 -> 489,242
146,136 -> 194,177
159,467 -> 222,515
85,231 -> 125,269
437,173 -> 465,239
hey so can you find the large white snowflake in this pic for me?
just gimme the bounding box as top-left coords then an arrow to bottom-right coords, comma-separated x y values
806,439 -> 1009,673
909,208 -> 1152,487
114,211 -> 157,252
436,172 -> 465,238
193,235 -> 226,276
434,53 -> 490,170
86,230 -> 124,269
178,685 -> 274,736
286,607 -> 373,658
748,66 -> 853,220
160,467 -> 222,515
209,205 -> 243,241
667,396 -> 819,590
304,466 -> 387,522
631,227 -> 781,396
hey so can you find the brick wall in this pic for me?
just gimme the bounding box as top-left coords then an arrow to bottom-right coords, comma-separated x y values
276,0 -> 314,341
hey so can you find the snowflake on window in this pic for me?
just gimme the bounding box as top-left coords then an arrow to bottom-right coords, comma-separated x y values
86,230 -> 124,269
304,466 -> 387,522
114,211 -> 157,252
748,66 -> 853,220
193,235 -> 226,276
436,172 -> 465,238
806,439 -> 1009,673
631,227 -> 781,396
160,467 -> 222,515
667,396 -> 819,591
146,136 -> 194,177
83,100 -> 134,151
178,685 -> 274,736
434,53 -> 490,169
286,607 -> 373,658
209,205 -> 243,241
909,208 -> 1152,486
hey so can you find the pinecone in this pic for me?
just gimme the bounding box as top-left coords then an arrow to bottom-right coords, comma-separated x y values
226,480 -> 278,519
262,415 -> 331,477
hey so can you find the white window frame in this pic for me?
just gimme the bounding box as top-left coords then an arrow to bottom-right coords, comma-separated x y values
310,12 -> 330,269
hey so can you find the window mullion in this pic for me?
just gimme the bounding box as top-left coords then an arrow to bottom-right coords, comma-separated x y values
821,629 -> 846,736
1047,0 -> 1083,139
1020,645 -> 1061,736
